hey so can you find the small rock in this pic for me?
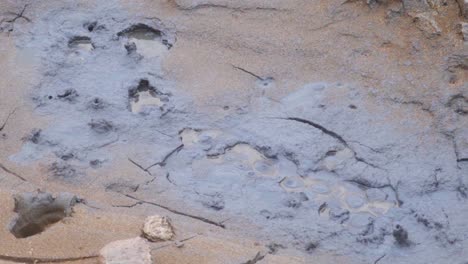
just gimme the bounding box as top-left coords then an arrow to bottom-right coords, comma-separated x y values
458,22 -> 468,41
142,215 -> 175,242
458,0 -> 468,19
99,237 -> 152,264
412,12 -> 441,39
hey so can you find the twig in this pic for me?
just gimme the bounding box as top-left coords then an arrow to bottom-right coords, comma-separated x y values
231,65 -> 263,80
374,254 -> 386,264
0,108 -> 17,131
145,144 -> 184,171
166,172 -> 176,185
112,201 -> 142,208
124,194 -> 225,228
0,254 -> 98,263
0,163 -> 27,181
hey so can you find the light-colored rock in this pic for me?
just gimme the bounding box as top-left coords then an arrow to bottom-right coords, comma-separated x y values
459,22 -> 468,41
142,215 -> 175,242
458,0 -> 468,18
413,12 -> 442,38
99,237 -> 152,264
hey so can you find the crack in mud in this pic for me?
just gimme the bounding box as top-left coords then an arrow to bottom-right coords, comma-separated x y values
145,144 -> 184,171
374,254 -> 386,264
124,194 -> 225,228
275,117 -> 382,169
0,4 -> 31,34
346,178 -> 403,207
128,157 -> 152,176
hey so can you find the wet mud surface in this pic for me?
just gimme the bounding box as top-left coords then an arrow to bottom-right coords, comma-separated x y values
1,0 -> 467,263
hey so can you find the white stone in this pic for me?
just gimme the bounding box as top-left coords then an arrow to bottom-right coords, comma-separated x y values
99,237 -> 152,264
142,215 -> 175,242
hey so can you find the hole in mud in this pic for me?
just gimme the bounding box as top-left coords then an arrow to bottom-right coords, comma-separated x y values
9,192 -> 77,238
118,24 -> 172,58
84,21 -> 97,32
90,159 -> 104,168
128,79 -> 168,113
305,242 -> 318,253
68,36 -> 94,51
447,94 -> 468,115
256,77 -> 275,89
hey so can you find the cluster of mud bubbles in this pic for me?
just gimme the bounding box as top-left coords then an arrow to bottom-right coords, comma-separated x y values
179,129 -> 397,229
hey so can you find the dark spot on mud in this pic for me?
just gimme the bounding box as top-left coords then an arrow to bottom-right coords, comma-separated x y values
393,224 -> 409,246
88,24 -> 95,32
88,119 -> 114,134
48,95 -> 53,100
22,129 -> 42,144
49,162 -> 77,179
414,213 -> 443,230
329,207 -> 350,224
349,104 -> 357,109
87,97 -> 106,110
318,202 -> 327,215
201,192 -> 225,211
129,79 -> 167,98
258,77 -> 275,88
58,152 -> 75,161
68,36 -> 94,50
260,210 -> 294,220
305,242 -> 318,253
223,105 -> 230,110
57,89 -> 79,102
457,184 -> 467,198
447,94 -> 468,115
89,159 -> 104,168
9,191 -> 77,238
128,79 -> 170,112
267,243 -> 286,254
84,21 -> 98,32
284,193 -> 308,208
125,42 -> 137,54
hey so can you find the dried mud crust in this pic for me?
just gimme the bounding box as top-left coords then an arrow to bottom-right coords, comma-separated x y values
1,0 -> 467,263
